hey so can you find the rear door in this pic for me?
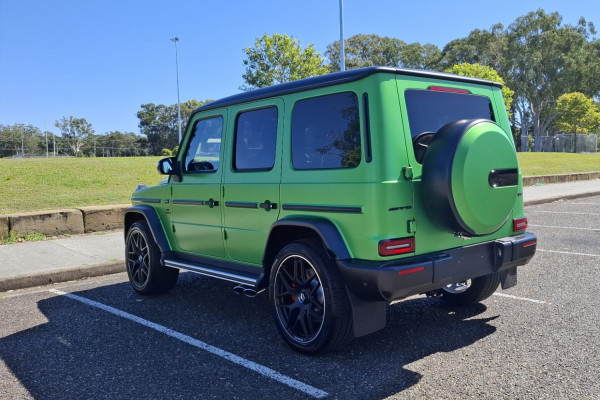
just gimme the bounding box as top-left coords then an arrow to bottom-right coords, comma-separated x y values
222,99 -> 283,265
395,77 -> 517,254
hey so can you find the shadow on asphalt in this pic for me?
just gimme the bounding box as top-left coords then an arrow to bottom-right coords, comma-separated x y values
1,273 -> 497,399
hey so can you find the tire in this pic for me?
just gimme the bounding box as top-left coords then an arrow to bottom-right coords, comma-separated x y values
439,272 -> 500,306
269,241 -> 353,354
421,119 -> 519,236
125,221 -> 179,295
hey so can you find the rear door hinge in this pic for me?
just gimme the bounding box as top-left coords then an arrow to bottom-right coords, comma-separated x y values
407,219 -> 417,234
402,166 -> 413,180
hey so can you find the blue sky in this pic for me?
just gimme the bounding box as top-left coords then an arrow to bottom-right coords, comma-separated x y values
1,0 -> 598,136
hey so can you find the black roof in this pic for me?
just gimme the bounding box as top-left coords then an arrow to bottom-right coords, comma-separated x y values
193,66 -> 503,114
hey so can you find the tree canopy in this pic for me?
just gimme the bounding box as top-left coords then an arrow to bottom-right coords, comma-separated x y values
137,99 -> 211,155
55,116 -> 95,157
445,63 -> 514,112
241,33 -> 328,90
553,92 -> 600,134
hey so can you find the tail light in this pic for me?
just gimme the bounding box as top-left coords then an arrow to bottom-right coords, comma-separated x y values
378,237 -> 415,257
513,217 -> 528,232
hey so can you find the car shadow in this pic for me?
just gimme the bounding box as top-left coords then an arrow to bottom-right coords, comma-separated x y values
1,273 -> 498,399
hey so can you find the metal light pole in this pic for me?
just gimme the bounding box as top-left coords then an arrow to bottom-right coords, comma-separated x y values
339,0 -> 345,71
171,37 -> 182,144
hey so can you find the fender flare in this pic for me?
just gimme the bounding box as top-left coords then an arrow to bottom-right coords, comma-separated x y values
264,217 -> 351,264
124,205 -> 171,254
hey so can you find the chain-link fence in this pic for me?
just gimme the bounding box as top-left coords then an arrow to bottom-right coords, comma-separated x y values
531,134 -> 598,153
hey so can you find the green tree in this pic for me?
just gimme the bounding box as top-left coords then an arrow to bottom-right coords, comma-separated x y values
445,63 -> 514,112
137,99 -> 211,155
503,10 -> 599,151
54,117 -> 94,157
441,24 -> 508,73
399,42 -> 442,70
0,124 -> 45,157
241,33 -> 328,90
326,34 -> 441,71
325,34 -> 404,71
553,92 -> 600,134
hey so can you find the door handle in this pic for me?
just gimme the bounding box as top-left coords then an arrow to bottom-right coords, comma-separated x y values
205,199 -> 219,208
259,201 -> 277,210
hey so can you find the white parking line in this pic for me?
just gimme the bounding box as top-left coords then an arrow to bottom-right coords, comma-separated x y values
49,289 -> 328,399
529,224 -> 600,232
492,292 -> 548,304
526,210 -> 600,216
537,249 -> 600,257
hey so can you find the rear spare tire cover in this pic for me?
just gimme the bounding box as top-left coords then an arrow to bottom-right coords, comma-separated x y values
421,119 -> 519,236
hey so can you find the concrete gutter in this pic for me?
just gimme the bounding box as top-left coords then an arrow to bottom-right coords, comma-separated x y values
0,261 -> 124,292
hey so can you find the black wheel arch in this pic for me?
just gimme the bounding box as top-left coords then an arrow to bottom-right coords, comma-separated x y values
124,205 -> 171,254
263,217 -> 351,273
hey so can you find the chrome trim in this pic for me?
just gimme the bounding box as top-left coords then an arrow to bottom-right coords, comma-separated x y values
164,259 -> 259,287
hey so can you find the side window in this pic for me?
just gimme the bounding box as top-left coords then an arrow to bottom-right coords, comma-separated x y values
184,116 -> 223,173
292,92 -> 361,170
234,107 -> 278,171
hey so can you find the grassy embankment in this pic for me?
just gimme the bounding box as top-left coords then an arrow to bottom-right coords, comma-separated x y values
1,153 -> 599,215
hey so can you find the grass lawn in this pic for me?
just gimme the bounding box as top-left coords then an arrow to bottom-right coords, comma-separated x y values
0,157 -> 162,214
0,153 -> 599,214
517,152 -> 600,176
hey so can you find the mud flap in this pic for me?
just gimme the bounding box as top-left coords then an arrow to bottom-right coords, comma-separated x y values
346,288 -> 387,337
499,267 -> 517,289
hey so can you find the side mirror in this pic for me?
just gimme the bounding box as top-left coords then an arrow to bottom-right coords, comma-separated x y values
157,157 -> 176,175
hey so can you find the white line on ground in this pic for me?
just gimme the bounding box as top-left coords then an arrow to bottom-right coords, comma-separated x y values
49,289 -> 328,399
537,249 -> 600,257
492,292 -> 548,304
526,210 -> 600,216
529,224 -> 600,232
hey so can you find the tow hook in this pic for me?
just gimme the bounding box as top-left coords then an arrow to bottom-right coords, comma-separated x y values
425,290 -> 443,298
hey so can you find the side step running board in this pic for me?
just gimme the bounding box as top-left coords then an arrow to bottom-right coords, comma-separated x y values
164,259 -> 260,288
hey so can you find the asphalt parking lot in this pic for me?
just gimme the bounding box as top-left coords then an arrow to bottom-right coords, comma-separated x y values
1,195 -> 599,400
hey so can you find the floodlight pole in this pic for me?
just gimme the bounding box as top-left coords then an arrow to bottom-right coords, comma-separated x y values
339,0 -> 345,71
171,37 -> 182,144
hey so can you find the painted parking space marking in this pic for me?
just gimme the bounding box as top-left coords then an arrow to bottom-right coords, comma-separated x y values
529,224 -> 600,232
537,249 -> 600,257
492,292 -> 548,304
526,210 -> 600,216
49,289 -> 328,399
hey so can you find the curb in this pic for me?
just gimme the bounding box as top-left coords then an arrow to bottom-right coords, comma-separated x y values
0,261 -> 125,292
524,190 -> 600,207
1,205 -> 129,240
522,172 -> 600,186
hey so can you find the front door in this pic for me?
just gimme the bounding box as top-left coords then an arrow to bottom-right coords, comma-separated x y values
170,112 -> 226,259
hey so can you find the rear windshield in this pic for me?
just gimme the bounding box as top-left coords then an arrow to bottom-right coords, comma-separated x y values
404,89 -> 495,138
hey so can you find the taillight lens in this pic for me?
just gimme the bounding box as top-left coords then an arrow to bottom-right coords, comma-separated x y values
378,237 -> 415,257
513,217 -> 528,232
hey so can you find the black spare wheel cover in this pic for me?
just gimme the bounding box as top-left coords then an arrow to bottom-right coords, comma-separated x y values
421,119 -> 519,236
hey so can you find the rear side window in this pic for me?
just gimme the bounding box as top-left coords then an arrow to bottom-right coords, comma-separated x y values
184,116 -> 223,173
234,107 -> 278,171
292,92 -> 361,170
404,89 -> 495,138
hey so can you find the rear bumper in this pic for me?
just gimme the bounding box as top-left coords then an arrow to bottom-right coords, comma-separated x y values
337,232 -> 537,301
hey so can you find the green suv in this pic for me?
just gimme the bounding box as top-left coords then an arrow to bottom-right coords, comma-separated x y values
124,67 -> 537,354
